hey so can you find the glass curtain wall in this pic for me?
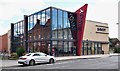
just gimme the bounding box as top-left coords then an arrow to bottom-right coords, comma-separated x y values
51,8 -> 76,56
13,7 -> 76,56
13,20 -> 24,52
27,8 -> 51,54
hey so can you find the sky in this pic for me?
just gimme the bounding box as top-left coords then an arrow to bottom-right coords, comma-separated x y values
0,0 -> 119,38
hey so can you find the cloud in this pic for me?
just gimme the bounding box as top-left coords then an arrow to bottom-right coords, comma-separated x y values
0,22 -> 10,35
0,0 -> 119,38
0,0 -> 45,20
86,0 -> 119,38
0,0 -> 45,35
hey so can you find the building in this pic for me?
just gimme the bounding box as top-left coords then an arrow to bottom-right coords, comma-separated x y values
1,33 -> 8,53
83,20 -> 109,54
52,20 -> 109,55
0,30 -> 11,55
28,19 -> 51,53
8,30 -> 11,56
10,4 -> 109,56
118,1 -> 120,41
11,4 -> 88,56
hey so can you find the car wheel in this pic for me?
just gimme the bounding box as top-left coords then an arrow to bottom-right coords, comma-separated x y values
29,60 -> 35,66
49,58 -> 54,64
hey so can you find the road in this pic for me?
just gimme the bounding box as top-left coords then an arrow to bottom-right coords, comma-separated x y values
2,55 -> 119,69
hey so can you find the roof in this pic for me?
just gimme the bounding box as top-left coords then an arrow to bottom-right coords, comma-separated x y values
110,38 -> 119,42
29,6 -> 73,17
87,20 -> 108,25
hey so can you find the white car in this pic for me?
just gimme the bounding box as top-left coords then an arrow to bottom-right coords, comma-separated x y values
18,52 -> 56,66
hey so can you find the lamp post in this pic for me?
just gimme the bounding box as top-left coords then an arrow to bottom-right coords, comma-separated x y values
116,23 -> 119,41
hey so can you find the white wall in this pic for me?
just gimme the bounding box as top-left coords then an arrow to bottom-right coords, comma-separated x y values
118,1 -> 120,41
83,20 -> 109,42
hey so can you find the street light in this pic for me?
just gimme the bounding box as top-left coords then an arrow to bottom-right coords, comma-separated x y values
116,23 -> 119,41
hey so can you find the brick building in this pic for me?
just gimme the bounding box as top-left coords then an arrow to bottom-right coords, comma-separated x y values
0,33 -> 8,53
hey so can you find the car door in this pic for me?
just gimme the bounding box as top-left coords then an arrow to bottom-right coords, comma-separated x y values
32,54 -> 41,62
39,53 -> 48,62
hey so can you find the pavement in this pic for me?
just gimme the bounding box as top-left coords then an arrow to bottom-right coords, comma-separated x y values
4,55 -> 118,69
56,54 -> 110,61
0,53 -> 119,68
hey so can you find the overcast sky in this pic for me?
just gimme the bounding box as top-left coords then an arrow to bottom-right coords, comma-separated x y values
0,0 -> 119,38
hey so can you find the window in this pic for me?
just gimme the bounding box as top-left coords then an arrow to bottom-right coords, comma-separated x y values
33,54 -> 40,56
38,35 -> 40,38
30,36 -> 31,40
38,42 -> 41,46
34,36 -> 36,40
34,43 -> 36,46
40,53 -> 46,56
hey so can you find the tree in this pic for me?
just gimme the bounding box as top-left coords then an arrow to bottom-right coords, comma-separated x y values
114,47 -> 120,53
16,47 -> 25,57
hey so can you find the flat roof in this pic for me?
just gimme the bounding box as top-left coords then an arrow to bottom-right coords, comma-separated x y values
29,6 -> 73,17
14,6 -> 73,24
87,20 -> 108,25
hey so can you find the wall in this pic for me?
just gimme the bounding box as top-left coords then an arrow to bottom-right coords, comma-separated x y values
8,30 -> 11,55
2,33 -> 8,53
118,1 -> 120,41
102,44 -> 109,54
83,20 -> 109,42
83,20 -> 109,54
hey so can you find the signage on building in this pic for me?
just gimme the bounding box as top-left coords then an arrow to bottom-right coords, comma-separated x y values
96,25 -> 108,34
68,12 -> 77,40
97,27 -> 106,31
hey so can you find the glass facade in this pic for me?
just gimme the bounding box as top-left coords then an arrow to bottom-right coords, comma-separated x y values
13,20 -> 24,52
51,8 -> 76,56
27,8 -> 51,54
11,7 -> 102,56
81,41 -> 102,55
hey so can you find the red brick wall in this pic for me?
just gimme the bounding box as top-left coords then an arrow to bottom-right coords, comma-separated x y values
2,33 -> 8,53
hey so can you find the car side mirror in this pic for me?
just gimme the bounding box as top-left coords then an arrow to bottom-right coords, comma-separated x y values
45,54 -> 47,56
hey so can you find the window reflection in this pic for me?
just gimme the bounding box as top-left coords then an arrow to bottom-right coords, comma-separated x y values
13,7 -> 77,56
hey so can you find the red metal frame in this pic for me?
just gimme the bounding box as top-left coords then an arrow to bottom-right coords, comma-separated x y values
75,4 -> 88,56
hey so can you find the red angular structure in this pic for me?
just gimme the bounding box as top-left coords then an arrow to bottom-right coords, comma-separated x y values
75,4 -> 88,56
